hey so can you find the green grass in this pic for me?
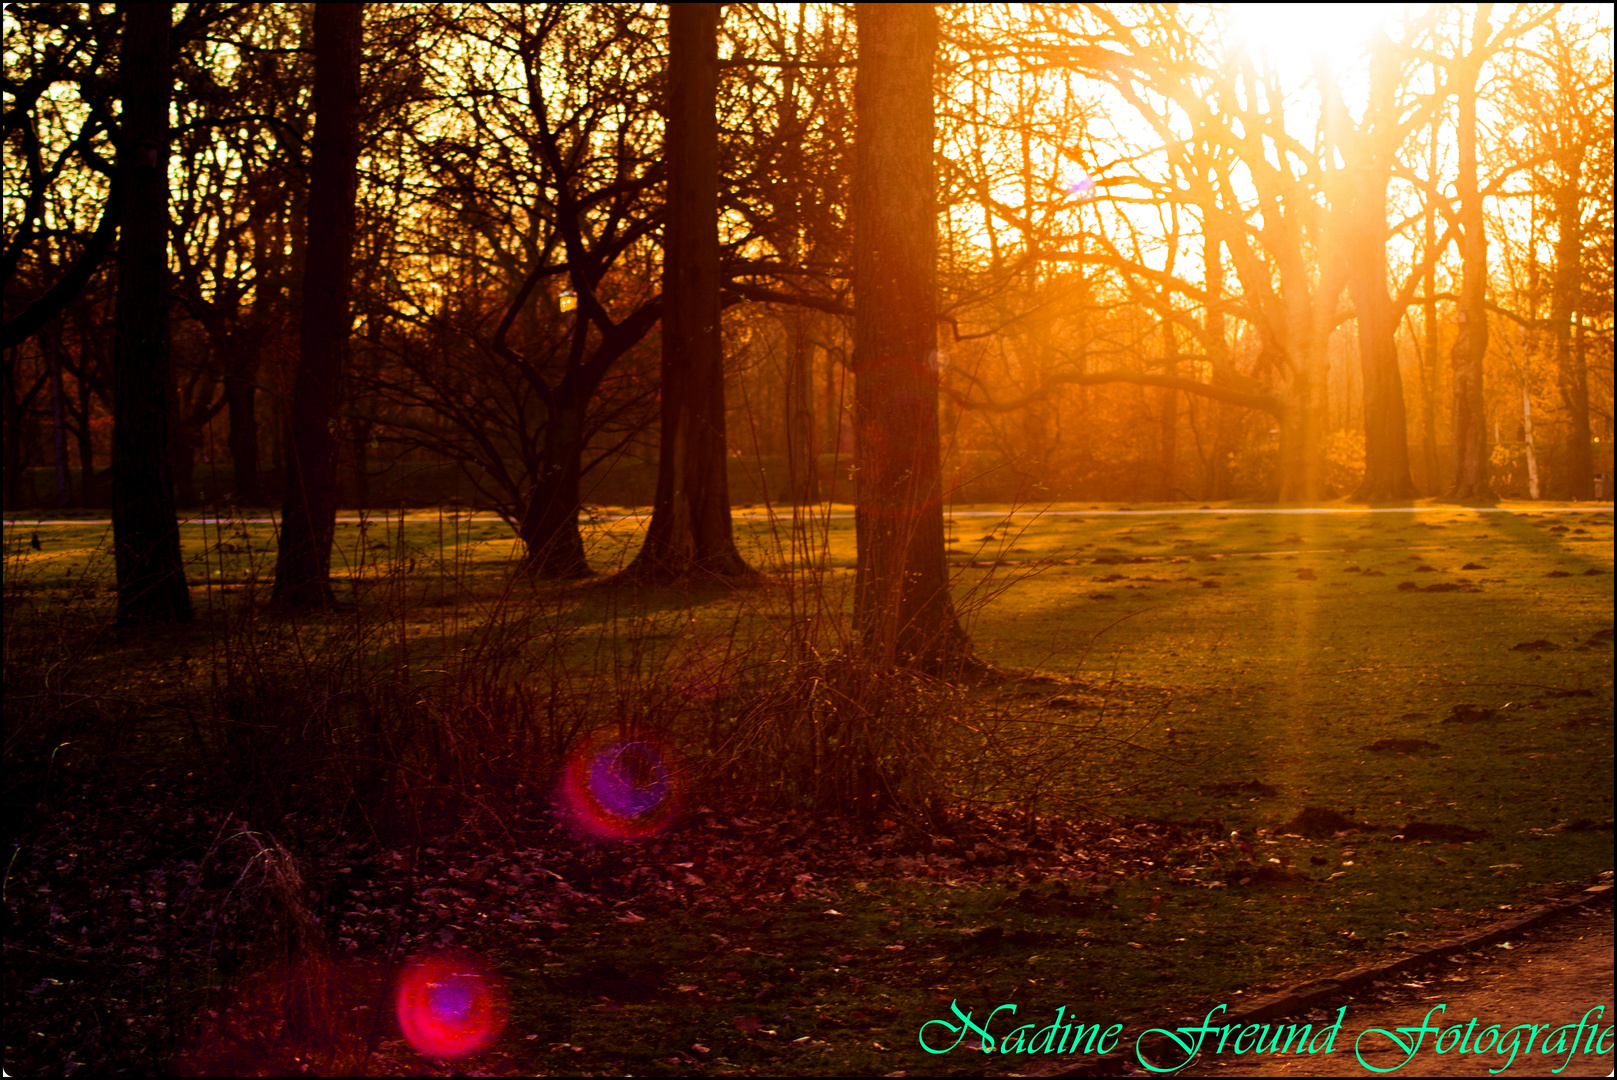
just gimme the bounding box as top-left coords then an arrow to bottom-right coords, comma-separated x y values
3,501 -> 1611,1075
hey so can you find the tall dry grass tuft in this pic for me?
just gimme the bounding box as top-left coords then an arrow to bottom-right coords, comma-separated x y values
719,657 -> 958,827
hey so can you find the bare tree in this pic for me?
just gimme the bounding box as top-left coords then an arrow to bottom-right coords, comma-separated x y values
1317,32 -> 1421,501
852,3 -> 969,670
1446,4 -> 1494,500
624,3 -> 754,583
1539,18 -> 1609,498
111,2 -> 190,625
274,3 -> 362,606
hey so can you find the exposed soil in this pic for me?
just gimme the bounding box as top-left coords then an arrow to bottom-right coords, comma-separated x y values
1183,904 -> 1614,1077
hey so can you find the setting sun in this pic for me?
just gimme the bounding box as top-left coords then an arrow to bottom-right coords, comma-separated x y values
1229,2 -> 1403,77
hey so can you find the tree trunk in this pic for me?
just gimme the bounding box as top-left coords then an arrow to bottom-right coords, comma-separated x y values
852,3 -> 968,671
1447,8 -> 1493,501
784,308 -> 820,508
624,3 -> 754,583
2,349 -> 27,508
111,2 -> 191,625
1551,179 -> 1592,498
350,413 -> 370,509
1520,375 -> 1540,499
1420,139 -> 1440,494
1346,214 -> 1418,497
1319,39 -> 1419,503
1348,247 -> 1419,500
76,364 -> 95,504
518,390 -> 592,578
1159,290 -> 1178,501
1274,377 -> 1326,502
224,324 -> 262,504
1203,231 -> 1234,500
274,2 -> 363,606
170,379 -> 196,507
46,321 -> 71,506
773,37 -> 820,518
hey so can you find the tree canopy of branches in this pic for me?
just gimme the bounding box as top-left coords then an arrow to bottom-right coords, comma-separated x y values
3,3 -> 1611,548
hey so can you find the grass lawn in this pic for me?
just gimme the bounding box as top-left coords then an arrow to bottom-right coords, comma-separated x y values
2,501 -> 1612,1076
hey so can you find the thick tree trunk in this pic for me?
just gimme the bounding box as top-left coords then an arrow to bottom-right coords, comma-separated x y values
518,392 -> 592,578
1447,10 -> 1493,501
274,3 -> 363,606
624,3 -> 754,583
1274,376 -> 1326,502
1347,215 -> 1419,500
1350,276 -> 1419,501
852,3 -> 968,670
111,2 -> 191,625
1345,167 -> 1418,500
1320,41 -> 1419,503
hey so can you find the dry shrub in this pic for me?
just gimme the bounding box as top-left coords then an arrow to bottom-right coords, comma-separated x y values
719,657 -> 959,827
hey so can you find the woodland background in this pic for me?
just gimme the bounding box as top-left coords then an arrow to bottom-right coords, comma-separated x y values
6,3 -> 1612,520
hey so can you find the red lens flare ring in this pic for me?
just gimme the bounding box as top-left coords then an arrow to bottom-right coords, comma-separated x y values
556,726 -> 683,840
394,950 -> 508,1060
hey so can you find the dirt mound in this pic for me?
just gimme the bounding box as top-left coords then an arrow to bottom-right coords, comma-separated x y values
1286,807 -> 1361,837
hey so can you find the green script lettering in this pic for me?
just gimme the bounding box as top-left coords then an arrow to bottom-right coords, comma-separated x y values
1492,1024 -> 1547,1073
1539,1020 -> 1578,1074
1310,1007 -> 1348,1054
1576,1009 -> 1606,1053
1029,1008 -> 1067,1055
1062,1022 -> 1110,1054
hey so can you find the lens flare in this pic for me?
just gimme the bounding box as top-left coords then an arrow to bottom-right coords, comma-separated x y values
1066,172 -> 1098,201
394,951 -> 507,1060
556,727 -> 682,840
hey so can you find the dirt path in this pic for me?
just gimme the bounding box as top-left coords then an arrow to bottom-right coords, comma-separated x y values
1181,904 -> 1613,1077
